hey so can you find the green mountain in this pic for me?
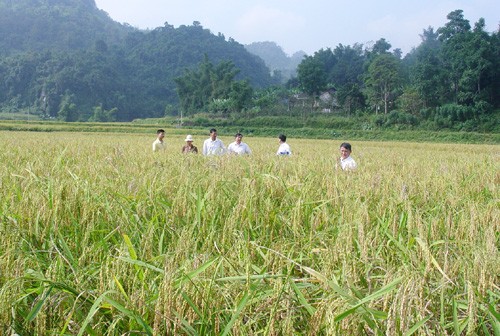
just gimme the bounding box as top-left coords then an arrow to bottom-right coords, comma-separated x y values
0,0 -> 131,54
0,0 -> 275,121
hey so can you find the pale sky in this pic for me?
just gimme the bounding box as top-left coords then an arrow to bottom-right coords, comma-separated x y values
94,0 -> 499,56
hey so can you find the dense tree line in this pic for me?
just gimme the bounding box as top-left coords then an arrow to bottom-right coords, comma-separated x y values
292,10 -> 499,130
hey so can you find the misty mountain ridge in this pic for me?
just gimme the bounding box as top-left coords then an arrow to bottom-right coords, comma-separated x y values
245,41 -> 306,81
0,0 -> 303,73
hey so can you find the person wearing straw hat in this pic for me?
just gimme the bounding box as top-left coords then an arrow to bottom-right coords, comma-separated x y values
181,134 -> 198,154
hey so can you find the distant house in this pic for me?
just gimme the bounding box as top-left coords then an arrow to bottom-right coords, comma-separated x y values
288,93 -> 310,110
319,88 -> 339,112
288,88 -> 339,112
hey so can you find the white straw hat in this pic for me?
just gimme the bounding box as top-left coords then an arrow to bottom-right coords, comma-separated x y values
184,135 -> 194,142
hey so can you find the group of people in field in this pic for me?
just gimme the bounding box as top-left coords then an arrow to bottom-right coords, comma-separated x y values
152,128 -> 357,170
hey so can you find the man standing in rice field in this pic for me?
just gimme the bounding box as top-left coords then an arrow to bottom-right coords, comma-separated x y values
152,129 -> 166,152
202,128 -> 226,155
339,142 -> 357,170
276,134 -> 292,156
227,133 -> 252,155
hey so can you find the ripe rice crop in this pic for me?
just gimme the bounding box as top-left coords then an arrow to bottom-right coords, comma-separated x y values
0,131 -> 498,335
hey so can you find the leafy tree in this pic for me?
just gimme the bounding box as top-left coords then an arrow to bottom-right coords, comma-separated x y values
297,55 -> 328,96
337,84 -> 365,116
371,38 -> 392,55
329,44 -> 366,114
407,27 -> 446,107
397,86 -> 425,115
436,10 -> 497,112
229,80 -> 253,112
57,91 -> 78,121
437,10 -> 472,104
365,54 -> 402,114
462,18 -> 495,103
175,55 -> 252,115
491,29 -> 500,107
89,105 -> 118,122
331,44 -> 365,87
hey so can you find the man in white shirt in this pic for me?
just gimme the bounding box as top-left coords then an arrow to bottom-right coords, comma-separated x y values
227,133 -> 252,155
202,128 -> 226,155
339,142 -> 357,170
276,134 -> 291,156
152,129 -> 165,152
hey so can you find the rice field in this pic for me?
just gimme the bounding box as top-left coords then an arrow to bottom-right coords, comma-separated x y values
0,131 -> 498,335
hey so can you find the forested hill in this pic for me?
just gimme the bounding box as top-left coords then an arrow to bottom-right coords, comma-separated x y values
0,0 -> 275,120
0,0 -> 131,54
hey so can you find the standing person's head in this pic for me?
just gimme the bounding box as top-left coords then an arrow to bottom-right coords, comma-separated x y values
209,128 -> 217,141
235,133 -> 243,144
278,134 -> 287,143
157,129 -> 165,140
340,142 -> 352,159
185,134 -> 194,145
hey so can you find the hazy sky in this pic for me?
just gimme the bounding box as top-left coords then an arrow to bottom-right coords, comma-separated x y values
94,0 -> 499,55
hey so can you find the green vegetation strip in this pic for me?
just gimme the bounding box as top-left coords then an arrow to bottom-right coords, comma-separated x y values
0,120 -> 498,143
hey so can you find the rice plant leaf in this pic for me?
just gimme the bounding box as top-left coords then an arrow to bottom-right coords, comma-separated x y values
57,231 -> 76,267
221,290 -> 252,336
122,233 -> 145,281
158,229 -> 166,255
326,280 -> 352,300
453,297 -> 460,336
26,286 -> 53,322
488,304 -> 500,336
181,291 -> 205,322
23,271 -> 81,297
290,280 -> 316,317
216,273 -> 283,282
59,307 -> 75,336
301,265 -> 328,283
452,299 -> 469,335
334,277 -> 402,323
117,256 -> 164,274
173,311 -> 199,336
175,257 -> 219,288
104,296 -> 153,336
489,303 -> 500,321
384,230 -> 410,258
415,237 -> 454,284
365,307 -> 388,320
77,290 -> 114,336
403,315 -> 431,336
122,234 -> 138,260
113,276 -> 130,302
